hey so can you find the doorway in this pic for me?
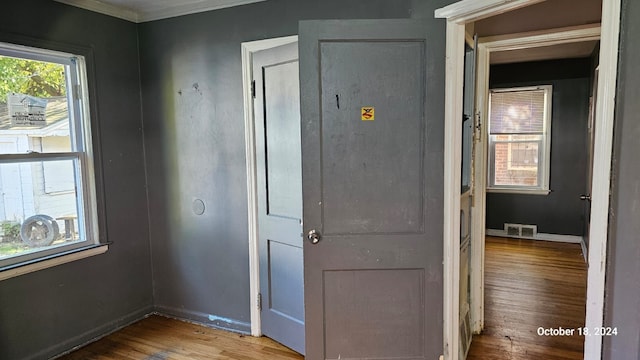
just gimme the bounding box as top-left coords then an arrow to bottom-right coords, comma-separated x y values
436,0 -> 621,359
475,43 -> 598,360
241,35 -> 304,354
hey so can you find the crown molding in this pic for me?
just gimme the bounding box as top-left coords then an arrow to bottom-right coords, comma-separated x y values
55,0 -> 140,22
138,0 -> 267,22
55,0 -> 267,23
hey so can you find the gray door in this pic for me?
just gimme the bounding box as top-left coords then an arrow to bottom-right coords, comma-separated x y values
300,20 -> 442,360
253,42 -> 304,354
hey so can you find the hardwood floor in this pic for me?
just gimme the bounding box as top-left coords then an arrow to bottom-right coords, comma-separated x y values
59,236 -> 585,360
57,315 -> 303,360
466,236 -> 587,360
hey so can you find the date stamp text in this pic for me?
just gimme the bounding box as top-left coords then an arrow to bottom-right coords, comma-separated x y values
537,327 -> 618,336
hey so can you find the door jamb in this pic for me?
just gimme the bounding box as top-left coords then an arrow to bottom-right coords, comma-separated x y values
435,1 -> 621,359
241,35 -> 298,337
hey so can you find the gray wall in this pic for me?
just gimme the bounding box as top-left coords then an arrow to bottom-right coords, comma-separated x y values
6,1 -> 639,360
0,1 -> 152,359
486,59 -> 591,236
603,0 -> 640,358
138,0 -> 451,333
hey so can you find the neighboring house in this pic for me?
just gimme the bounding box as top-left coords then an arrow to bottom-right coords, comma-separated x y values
0,96 -> 75,234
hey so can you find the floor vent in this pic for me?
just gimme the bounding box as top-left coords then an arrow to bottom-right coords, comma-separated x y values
504,223 -> 538,238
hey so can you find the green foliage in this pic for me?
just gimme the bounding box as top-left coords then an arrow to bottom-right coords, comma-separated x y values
1,221 -> 20,239
0,56 -> 66,103
0,242 -> 29,257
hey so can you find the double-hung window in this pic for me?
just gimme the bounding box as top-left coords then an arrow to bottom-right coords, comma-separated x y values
487,85 -> 552,194
0,41 -> 100,271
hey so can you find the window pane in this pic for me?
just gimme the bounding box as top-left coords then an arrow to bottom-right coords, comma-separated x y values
0,56 -> 71,154
490,88 -> 546,134
509,142 -> 538,168
0,159 -> 80,261
492,134 -> 542,187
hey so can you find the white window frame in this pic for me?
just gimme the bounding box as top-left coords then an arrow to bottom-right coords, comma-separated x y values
487,85 -> 552,195
0,41 -> 103,276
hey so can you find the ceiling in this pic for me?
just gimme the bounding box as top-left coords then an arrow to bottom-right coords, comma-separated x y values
54,0 -> 267,22
473,0 -> 602,64
474,0 -> 602,37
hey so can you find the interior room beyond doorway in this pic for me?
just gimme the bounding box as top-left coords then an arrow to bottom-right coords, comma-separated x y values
467,236 -> 587,359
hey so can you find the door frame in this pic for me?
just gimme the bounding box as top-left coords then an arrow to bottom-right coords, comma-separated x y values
472,20 -> 600,335
241,35 -> 298,337
435,1 -> 621,359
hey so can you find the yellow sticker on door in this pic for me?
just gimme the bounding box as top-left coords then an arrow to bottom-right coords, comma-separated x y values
361,107 -> 375,121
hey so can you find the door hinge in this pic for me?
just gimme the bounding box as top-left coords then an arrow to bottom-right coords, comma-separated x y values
257,292 -> 262,311
251,80 -> 256,98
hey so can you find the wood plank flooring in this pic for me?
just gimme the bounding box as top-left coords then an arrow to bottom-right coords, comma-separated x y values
57,315 -> 303,360
59,236 -> 585,360
466,236 -> 587,360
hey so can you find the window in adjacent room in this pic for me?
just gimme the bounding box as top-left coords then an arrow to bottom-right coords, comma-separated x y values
0,41 -> 100,270
487,85 -> 552,194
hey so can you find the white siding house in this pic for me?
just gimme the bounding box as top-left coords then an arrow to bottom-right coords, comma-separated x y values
0,96 -> 77,239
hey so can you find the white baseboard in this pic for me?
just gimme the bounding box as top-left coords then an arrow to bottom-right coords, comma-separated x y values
486,228 -> 583,243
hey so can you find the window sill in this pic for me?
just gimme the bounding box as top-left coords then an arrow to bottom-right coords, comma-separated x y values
487,188 -> 551,195
0,244 -> 108,281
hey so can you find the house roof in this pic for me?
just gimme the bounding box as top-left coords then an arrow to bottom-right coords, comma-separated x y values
0,97 -> 70,136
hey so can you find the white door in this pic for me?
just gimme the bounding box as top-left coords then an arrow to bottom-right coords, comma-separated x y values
459,41 -> 476,359
252,42 -> 305,354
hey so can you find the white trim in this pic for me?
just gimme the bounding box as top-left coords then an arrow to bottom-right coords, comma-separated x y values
478,24 -> 601,51
55,0 -> 267,23
437,0 -> 619,359
584,0 -> 620,358
435,0 -> 545,24
136,0 -> 267,23
465,31 -> 475,48
241,35 -> 298,338
486,84 -> 553,193
486,229 -> 583,243
470,42 -> 489,334
442,21 -> 465,360
486,188 -> 551,195
0,245 -> 108,281
581,238 -> 588,262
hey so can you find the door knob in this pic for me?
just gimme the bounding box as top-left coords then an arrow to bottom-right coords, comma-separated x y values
580,194 -> 591,201
307,229 -> 321,244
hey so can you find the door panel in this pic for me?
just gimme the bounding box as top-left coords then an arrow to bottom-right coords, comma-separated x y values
264,60 -> 302,220
300,20 -> 441,360
324,269 -> 425,359
253,42 -> 304,354
320,41 -> 425,235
